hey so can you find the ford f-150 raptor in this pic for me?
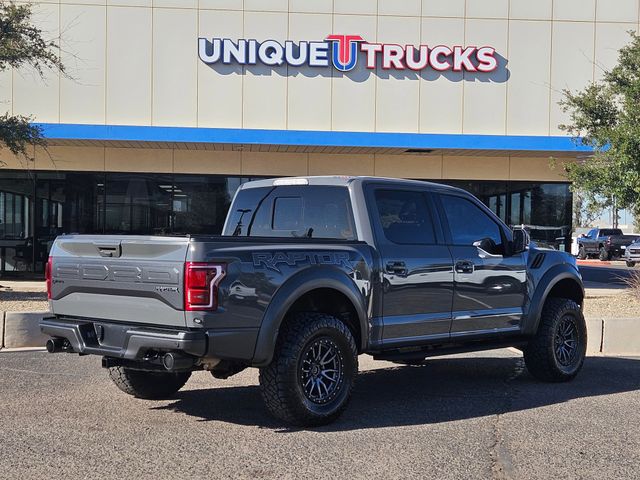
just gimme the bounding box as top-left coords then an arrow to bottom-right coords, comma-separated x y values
41,176 -> 586,426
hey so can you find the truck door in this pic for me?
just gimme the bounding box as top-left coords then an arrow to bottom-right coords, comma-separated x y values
367,186 -> 454,347
584,229 -> 598,253
435,193 -> 527,336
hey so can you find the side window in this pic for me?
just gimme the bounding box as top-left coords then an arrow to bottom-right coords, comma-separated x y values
440,194 -> 504,252
374,189 -> 436,245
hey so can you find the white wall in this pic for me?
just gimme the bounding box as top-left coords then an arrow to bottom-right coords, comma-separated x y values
3,0 -> 638,136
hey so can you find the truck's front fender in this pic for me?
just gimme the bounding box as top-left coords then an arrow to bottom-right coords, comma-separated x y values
522,263 -> 584,336
251,266 -> 369,367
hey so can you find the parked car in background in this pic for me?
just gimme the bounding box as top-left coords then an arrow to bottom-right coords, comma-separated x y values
577,228 -> 640,261
624,240 -> 640,267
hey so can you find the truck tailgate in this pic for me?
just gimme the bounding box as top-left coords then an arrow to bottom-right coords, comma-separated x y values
49,235 -> 189,327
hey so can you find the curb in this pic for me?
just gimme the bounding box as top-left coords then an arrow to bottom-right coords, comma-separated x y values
1,311 -> 50,350
586,318 -> 604,355
0,310 -> 637,356
602,318 -> 640,356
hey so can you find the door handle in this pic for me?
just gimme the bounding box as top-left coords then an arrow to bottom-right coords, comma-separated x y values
385,261 -> 408,276
455,260 -> 475,274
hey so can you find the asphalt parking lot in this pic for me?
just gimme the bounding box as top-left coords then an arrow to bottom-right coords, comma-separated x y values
0,350 -> 638,480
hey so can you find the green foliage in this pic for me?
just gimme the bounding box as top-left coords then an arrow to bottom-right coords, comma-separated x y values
560,31 -> 640,225
0,1 -> 64,163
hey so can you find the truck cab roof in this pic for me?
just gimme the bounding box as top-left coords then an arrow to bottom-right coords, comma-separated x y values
239,175 -> 470,196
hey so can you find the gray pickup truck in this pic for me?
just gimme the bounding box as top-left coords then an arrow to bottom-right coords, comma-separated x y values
41,176 -> 586,426
577,227 -> 640,261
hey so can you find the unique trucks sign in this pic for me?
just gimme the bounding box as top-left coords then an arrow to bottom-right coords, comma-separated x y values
198,35 -> 498,73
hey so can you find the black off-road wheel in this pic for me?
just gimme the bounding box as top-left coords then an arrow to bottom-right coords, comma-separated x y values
259,312 -> 358,427
523,298 -> 586,382
599,246 -> 611,261
108,366 -> 191,399
577,245 -> 587,260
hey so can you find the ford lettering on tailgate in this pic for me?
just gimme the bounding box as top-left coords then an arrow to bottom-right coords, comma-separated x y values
55,262 -> 180,285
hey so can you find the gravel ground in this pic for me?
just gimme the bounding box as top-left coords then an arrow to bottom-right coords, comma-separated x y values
1,350 -> 638,479
584,292 -> 640,318
0,283 -> 49,312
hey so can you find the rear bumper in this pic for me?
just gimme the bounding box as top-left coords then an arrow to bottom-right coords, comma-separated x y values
608,246 -> 628,257
40,317 -> 207,360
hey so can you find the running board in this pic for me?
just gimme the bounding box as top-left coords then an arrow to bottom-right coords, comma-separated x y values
372,339 -> 528,362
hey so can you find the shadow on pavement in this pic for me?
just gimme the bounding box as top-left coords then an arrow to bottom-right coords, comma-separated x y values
153,356 -> 640,432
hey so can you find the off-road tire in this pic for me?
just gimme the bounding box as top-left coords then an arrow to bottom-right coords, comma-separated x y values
259,312 -> 358,427
599,246 -> 610,261
108,366 -> 191,399
523,298 -> 586,382
627,261 -> 636,268
577,245 -> 587,260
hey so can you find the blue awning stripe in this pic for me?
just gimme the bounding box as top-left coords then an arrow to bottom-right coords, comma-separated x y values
35,123 -> 593,152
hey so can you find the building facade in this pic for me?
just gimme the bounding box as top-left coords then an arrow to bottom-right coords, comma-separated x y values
1,0 -> 635,274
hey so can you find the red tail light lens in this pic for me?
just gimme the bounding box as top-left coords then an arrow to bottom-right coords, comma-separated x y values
184,262 -> 226,311
45,257 -> 53,300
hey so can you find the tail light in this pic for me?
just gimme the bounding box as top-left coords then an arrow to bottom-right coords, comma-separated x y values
606,236 -> 612,245
45,257 -> 53,300
184,262 -> 226,311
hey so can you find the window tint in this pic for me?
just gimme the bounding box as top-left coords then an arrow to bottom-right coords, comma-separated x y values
600,229 -> 622,237
272,197 -> 302,230
224,186 -> 356,240
374,189 -> 436,245
440,194 -> 503,250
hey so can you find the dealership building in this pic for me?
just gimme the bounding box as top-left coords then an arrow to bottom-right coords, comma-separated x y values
1,0 -> 634,274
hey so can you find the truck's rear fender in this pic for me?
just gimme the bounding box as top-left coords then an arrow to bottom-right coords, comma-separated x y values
251,265 -> 370,367
521,263 -> 584,336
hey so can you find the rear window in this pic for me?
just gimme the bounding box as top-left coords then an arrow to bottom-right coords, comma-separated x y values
224,186 -> 356,240
600,229 -> 623,236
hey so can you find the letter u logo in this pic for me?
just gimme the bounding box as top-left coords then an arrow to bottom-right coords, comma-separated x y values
326,35 -> 364,72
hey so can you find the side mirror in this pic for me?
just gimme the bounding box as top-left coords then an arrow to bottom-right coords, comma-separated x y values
473,237 -> 497,254
512,228 -> 530,254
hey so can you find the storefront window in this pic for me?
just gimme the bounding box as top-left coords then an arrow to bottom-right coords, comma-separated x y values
104,173 -> 172,235
0,169 -> 572,275
0,172 -> 34,273
172,175 -> 236,234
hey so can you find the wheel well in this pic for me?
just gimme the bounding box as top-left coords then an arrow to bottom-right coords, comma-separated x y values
283,288 -> 362,351
546,278 -> 584,307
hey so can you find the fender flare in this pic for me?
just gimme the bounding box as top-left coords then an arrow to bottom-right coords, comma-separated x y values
522,264 -> 584,336
251,266 -> 369,367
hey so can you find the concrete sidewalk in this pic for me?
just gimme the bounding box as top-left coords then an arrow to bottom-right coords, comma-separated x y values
584,281 -> 628,297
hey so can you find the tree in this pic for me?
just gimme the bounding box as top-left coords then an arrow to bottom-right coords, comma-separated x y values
0,1 -> 64,163
560,31 -> 640,228
572,190 -> 602,229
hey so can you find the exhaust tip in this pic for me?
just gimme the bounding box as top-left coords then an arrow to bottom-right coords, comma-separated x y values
46,338 -> 63,353
162,352 -> 194,371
